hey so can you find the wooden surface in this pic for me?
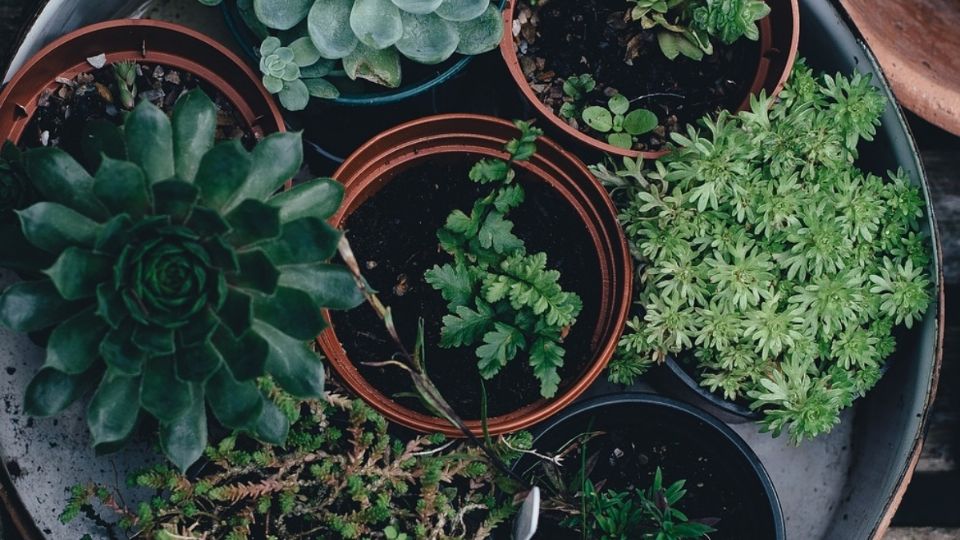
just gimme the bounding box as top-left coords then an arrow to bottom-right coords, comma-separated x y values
0,1 -> 957,538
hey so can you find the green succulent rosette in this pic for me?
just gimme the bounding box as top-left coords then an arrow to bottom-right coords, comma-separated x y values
0,89 -> 363,471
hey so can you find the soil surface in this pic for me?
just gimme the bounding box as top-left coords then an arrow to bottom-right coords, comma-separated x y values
329,156 -> 603,419
513,0 -> 761,151
22,61 -> 256,158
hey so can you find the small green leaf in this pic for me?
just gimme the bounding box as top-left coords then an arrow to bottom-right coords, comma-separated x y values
623,108 -> 658,135
46,308 -> 108,374
140,356 -> 194,422
582,106 -> 613,132
159,384 -> 206,473
469,159 -> 511,184
439,301 -> 495,347
125,100 -> 175,184
278,263 -> 364,310
24,147 -> 108,220
261,217 -> 341,266
452,4 -> 503,55
608,94 -> 630,115
608,132 -> 634,149
260,36 -> 282,56
24,366 -> 94,417
529,338 -> 564,398
425,263 -> 475,309
205,364 -> 264,429
268,178 -> 344,223
304,77 -> 341,99
255,320 -> 324,398
0,280 -> 83,332
194,140 -> 252,211
17,202 -> 102,253
172,89 -> 217,183
253,286 -> 326,340
94,157 -> 151,219
232,132 -> 303,206
175,341 -> 223,382
45,247 -> 112,300
263,74 -> 284,94
248,397 -> 289,444
87,370 -> 140,453
476,323 -> 525,378
279,79 -> 310,111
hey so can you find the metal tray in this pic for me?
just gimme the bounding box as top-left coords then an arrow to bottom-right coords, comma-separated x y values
0,0 -> 943,538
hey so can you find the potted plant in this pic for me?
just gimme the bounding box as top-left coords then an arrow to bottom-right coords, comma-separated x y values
500,0 -> 799,158
0,20 -> 284,148
0,87 -> 365,472
513,393 -> 784,539
318,114 -> 632,436
599,62 -> 936,441
198,0 -> 505,109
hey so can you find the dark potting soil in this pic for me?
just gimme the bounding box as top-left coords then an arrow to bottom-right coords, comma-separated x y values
329,157 -> 603,419
525,413 -> 773,539
514,0 -> 761,151
22,62 -> 257,159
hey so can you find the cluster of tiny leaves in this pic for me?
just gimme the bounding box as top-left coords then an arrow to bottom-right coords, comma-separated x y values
425,121 -> 584,398
609,61 -> 933,443
60,382 -> 530,539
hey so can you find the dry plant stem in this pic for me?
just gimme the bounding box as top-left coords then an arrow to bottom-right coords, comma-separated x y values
337,237 -> 529,487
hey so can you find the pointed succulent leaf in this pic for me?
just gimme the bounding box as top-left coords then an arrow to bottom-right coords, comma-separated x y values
436,0 -> 489,22
24,366 -> 94,417
253,286 -> 326,340
0,280 -> 83,332
231,250 -> 280,294
343,43 -> 402,88
268,177 -> 344,223
125,100 -> 175,184
152,180 -> 200,223
278,263 -> 364,309
395,12 -> 459,64
255,320 -> 324,398
80,119 -> 126,172
172,89 -> 217,183
132,324 -> 176,356
218,288 -> 253,336
231,132 -> 303,206
94,157 -> 151,219
179,308 -> 219,346
279,79 -> 311,111
46,308 -> 108,375
212,326 -> 268,380
24,148 -> 108,220
45,247 -> 112,300
175,341 -> 223,382
452,4 -> 503,55
350,0 -> 403,49
194,140 -> 252,211
254,0 -> 312,29
390,0 -> 443,14
304,77 -> 341,98
17,202 -> 102,253
0,227 -> 53,273
308,0 -> 360,59
261,217 -> 341,266
140,356 -> 193,422
186,207 -> 231,238
87,370 -> 140,453
226,199 -> 281,247
205,364 -> 264,429
248,397 -> 289,444
100,323 -> 147,375
159,384 -> 206,473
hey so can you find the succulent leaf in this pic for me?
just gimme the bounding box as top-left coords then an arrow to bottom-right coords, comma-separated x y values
46,309 -> 108,374
351,0 -> 404,49
343,42 -> 403,88
249,397 -> 289,445
308,0 -> 360,59
256,320 -> 325,398
435,0 -> 489,22
205,364 -> 265,429
390,0 -> 443,14
395,12 -> 459,64
94,157 -> 152,219
452,4 -> 503,55
267,177 -> 344,222
24,366 -> 94,417
25,148 -> 108,220
125,101 -> 175,185
159,387 -> 207,473
172,90 -> 217,183
87,370 -> 140,453
278,264 -> 366,309
253,0 -> 313,29
0,280 -> 83,332
195,140 -> 253,211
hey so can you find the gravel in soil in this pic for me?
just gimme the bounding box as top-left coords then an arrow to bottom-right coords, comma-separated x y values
513,0 -> 761,151
329,156 -> 603,419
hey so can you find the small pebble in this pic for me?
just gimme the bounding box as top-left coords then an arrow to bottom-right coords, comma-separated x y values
86,53 -> 106,69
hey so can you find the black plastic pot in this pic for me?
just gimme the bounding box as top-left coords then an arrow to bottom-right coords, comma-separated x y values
513,393 -> 785,540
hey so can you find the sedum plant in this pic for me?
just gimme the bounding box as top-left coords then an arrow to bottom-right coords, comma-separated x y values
627,0 -> 771,61
61,386 -> 526,539
607,62 -> 933,443
0,89 -> 364,471
425,122 -> 583,398
199,0 -> 503,109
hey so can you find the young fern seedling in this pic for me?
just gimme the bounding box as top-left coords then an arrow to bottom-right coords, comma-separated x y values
582,94 -> 658,149
425,121 -> 583,399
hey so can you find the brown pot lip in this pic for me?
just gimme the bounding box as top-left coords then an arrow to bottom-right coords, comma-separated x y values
320,113 -> 632,437
498,0 -> 801,159
0,19 -> 285,144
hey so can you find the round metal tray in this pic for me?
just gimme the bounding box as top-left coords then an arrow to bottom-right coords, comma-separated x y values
0,0 -> 943,538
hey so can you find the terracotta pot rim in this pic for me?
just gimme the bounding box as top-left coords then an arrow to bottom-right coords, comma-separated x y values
321,113 -> 632,436
498,0 -> 801,159
0,18 -> 285,144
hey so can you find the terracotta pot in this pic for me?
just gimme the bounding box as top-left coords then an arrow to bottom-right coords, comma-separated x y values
499,0 -> 800,159
320,114 -> 632,437
0,19 -> 285,144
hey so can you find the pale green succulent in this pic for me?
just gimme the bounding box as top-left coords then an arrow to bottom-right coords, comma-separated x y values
258,36 -> 339,111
